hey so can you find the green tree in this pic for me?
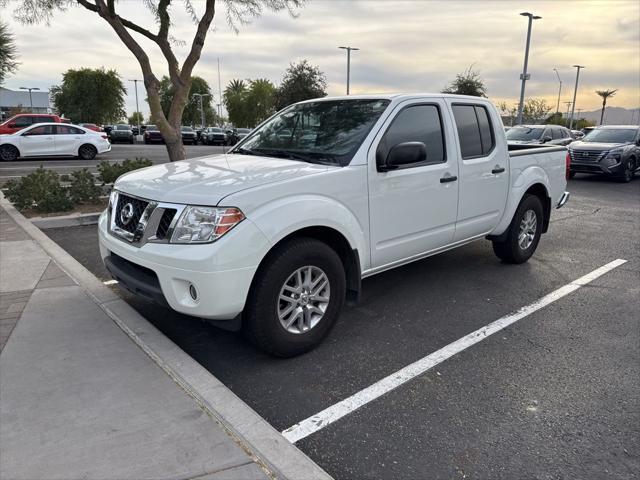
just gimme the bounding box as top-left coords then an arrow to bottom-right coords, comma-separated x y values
51,68 -> 125,124
522,98 -> 553,123
275,60 -> 327,110
247,78 -> 277,126
6,0 -> 304,161
0,20 -> 19,84
157,75 -> 219,126
442,66 -> 487,97
128,111 -> 144,125
223,79 -> 249,127
596,89 -> 618,125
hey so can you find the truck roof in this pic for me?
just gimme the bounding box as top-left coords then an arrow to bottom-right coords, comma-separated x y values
594,125 -> 639,130
297,93 -> 493,104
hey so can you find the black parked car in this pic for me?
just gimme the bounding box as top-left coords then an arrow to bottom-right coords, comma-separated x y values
109,124 -> 134,144
226,127 -> 252,146
143,125 -> 164,144
569,125 -> 640,182
181,126 -> 198,145
201,127 -> 227,145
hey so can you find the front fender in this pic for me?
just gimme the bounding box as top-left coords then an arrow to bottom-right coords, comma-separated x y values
247,194 -> 369,271
490,165 -> 551,237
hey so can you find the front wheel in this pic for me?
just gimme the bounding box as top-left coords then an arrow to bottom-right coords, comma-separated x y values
0,145 -> 19,161
243,237 -> 346,357
492,194 -> 544,264
617,158 -> 636,183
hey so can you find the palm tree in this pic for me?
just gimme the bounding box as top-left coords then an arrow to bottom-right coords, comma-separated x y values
596,89 -> 618,125
0,21 -> 20,85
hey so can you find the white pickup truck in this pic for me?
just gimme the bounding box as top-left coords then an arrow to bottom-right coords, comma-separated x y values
99,94 -> 570,356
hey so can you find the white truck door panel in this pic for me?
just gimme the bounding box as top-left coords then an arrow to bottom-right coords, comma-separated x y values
18,125 -> 55,156
448,102 -> 509,241
368,100 -> 459,268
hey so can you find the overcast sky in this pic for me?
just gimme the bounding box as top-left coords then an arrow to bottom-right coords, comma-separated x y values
3,0 -> 639,117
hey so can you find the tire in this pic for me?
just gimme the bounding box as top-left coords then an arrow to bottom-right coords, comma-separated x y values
129,139 -> 134,144
617,158 -> 636,183
568,171 -> 576,179
144,139 -> 149,145
78,144 -> 97,160
0,145 -> 19,161
492,194 -> 544,264
243,237 -> 346,357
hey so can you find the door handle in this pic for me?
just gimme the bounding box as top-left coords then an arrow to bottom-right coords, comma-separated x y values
440,175 -> 458,183
491,167 -> 506,174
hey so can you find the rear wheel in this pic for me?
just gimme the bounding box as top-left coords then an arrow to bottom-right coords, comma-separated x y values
244,237 -> 346,357
492,194 -> 544,264
78,144 -> 97,160
618,158 -> 636,183
0,145 -> 19,161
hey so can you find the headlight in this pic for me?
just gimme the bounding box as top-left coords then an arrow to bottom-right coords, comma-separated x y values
170,206 -> 245,244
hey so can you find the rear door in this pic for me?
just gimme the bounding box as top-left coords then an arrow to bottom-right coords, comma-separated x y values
448,101 -> 509,241
18,125 -> 55,156
368,99 -> 459,269
54,125 -> 86,155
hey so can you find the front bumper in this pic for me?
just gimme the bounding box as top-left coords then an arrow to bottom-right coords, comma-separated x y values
98,210 -> 270,320
570,158 -> 624,176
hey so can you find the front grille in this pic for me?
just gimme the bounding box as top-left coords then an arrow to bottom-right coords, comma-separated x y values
570,150 -> 605,163
114,194 -> 149,233
155,208 -> 177,240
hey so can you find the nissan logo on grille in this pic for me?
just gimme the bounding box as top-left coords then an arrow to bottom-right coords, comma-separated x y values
120,203 -> 135,226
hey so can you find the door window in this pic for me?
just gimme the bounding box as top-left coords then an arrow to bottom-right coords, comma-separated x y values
552,128 -> 563,140
13,116 -> 33,127
55,125 -> 85,135
452,104 -> 495,159
24,125 -> 54,136
376,104 -> 445,168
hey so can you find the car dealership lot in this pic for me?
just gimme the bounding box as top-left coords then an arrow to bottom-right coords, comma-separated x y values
45,176 -> 639,479
0,143 -> 226,181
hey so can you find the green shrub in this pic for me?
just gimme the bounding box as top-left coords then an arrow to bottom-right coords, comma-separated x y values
69,168 -> 101,204
4,167 -> 73,213
98,157 -> 153,184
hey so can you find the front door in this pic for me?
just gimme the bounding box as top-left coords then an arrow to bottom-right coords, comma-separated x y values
448,101 -> 509,241
368,100 -> 459,269
18,125 -> 55,156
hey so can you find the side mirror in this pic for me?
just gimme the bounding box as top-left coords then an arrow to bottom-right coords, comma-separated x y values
380,142 -> 427,171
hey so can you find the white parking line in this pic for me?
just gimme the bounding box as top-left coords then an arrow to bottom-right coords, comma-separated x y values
282,258 -> 628,443
103,279 -> 118,285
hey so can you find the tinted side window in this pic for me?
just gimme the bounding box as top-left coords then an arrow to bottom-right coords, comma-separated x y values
475,106 -> 494,154
56,126 -> 84,135
452,105 -> 482,158
26,125 -> 54,135
39,117 -> 55,123
552,128 -> 563,140
377,104 -> 445,167
14,116 -> 32,127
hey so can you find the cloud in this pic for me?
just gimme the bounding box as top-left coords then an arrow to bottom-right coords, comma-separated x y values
3,0 -> 638,117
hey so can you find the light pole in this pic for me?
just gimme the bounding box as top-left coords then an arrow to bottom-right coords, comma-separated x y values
568,65 -> 585,129
192,93 -> 211,128
339,46 -> 359,95
128,79 -> 141,135
217,58 -> 223,122
516,12 -> 541,125
20,87 -> 40,112
553,68 -> 562,116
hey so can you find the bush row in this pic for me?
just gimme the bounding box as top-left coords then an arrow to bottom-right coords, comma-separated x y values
3,158 -> 153,214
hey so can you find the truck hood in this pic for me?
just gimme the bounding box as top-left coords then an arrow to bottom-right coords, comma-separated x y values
114,153 -> 330,205
569,141 -> 630,152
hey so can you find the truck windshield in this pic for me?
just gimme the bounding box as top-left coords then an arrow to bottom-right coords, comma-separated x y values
235,99 -> 390,166
582,129 -> 637,143
506,127 -> 544,141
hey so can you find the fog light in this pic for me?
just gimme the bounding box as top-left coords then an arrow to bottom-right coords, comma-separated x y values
189,284 -> 198,301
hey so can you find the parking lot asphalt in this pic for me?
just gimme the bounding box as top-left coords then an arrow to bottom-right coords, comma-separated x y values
0,143 -> 226,180
44,174 -> 639,479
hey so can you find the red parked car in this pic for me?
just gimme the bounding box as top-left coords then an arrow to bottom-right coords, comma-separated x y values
0,114 -> 69,135
78,123 -> 102,132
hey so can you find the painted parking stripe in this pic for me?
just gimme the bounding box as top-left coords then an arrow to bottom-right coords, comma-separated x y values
103,279 -> 118,285
282,258 -> 627,443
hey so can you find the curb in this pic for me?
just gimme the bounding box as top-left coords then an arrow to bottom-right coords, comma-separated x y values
30,212 -> 101,229
0,193 -> 333,480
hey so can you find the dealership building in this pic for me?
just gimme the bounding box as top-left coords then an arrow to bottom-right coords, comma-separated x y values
0,87 -> 52,121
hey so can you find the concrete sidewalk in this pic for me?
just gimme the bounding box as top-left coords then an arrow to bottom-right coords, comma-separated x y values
0,207 -> 270,479
0,200 -> 333,480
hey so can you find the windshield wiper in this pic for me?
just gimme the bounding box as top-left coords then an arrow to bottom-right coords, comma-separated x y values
252,148 -> 337,165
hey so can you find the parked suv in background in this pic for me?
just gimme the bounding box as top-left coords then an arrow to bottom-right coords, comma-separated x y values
0,114 -> 69,135
143,125 -> 164,144
201,127 -> 227,145
506,124 -> 574,148
109,124 -> 134,144
568,125 -> 640,182
180,126 -> 198,145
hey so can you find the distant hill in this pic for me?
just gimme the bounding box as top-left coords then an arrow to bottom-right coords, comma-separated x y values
577,107 -> 640,125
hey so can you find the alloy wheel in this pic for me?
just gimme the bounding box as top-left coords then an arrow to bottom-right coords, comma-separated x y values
518,209 -> 537,250
277,265 -> 330,334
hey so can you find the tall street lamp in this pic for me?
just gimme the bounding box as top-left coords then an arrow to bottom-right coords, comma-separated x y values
338,46 -> 359,95
553,68 -> 562,116
568,65 -> 585,129
192,93 -> 211,128
516,12 -> 541,125
128,79 -> 142,135
20,87 -> 40,112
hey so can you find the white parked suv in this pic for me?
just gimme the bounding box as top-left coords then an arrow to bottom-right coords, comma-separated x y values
0,122 -> 111,161
99,94 -> 570,356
